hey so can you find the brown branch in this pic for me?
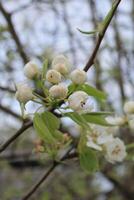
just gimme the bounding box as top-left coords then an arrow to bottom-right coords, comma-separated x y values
84,0 -> 122,72
0,104 -> 22,120
0,86 -> 15,93
0,121 -> 33,153
21,147 -> 77,200
87,0 -> 103,91
0,2 -> 28,63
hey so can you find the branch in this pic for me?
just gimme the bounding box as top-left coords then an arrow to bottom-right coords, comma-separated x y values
0,121 -> 33,153
84,0 -> 122,72
21,147 -> 77,200
0,104 -> 22,120
0,2 -> 28,63
0,85 -> 15,93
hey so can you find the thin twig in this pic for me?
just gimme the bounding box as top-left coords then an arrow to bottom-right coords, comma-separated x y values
0,104 -> 22,120
0,2 -> 28,63
84,0 -> 122,72
0,86 -> 15,93
0,121 -> 33,153
21,147 -> 77,200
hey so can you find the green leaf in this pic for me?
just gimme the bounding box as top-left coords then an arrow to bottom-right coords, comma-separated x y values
41,111 -> 63,140
79,146 -> 99,173
68,83 -> 77,95
41,111 -> 60,132
68,83 -> 107,101
82,113 -> 113,126
33,113 -> 55,143
77,28 -> 98,35
53,130 -> 64,141
80,84 -> 107,101
86,112 -> 114,116
99,1 -> 120,35
64,112 -> 89,129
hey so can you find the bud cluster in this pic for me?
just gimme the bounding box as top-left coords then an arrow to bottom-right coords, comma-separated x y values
15,55 -> 91,113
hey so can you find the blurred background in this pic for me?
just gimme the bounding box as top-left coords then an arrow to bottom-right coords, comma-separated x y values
0,0 -> 134,200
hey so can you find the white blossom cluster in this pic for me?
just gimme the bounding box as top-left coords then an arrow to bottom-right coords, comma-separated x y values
86,124 -> 127,163
85,101 -> 134,163
15,55 -> 94,113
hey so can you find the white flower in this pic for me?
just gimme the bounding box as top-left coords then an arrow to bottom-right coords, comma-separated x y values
124,101 -> 134,114
86,126 -> 113,151
68,91 -> 88,112
15,83 -> 35,104
105,116 -> 126,126
49,84 -> 68,99
90,124 -> 119,137
97,134 -> 113,145
70,69 -> 86,84
46,69 -> 61,84
52,55 -> 71,75
87,136 -> 102,151
104,138 -> 127,163
24,61 -> 39,79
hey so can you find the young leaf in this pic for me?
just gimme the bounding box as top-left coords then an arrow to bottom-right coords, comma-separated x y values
77,28 -> 98,35
41,111 -> 60,131
68,83 -> 107,101
33,113 -> 55,143
80,84 -> 107,101
99,1 -> 119,35
64,112 -> 89,129
68,83 -> 77,95
82,113 -> 113,126
79,146 -> 99,173
86,112 -> 113,116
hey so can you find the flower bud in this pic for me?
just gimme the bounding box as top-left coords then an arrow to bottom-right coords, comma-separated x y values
46,70 -> 61,84
24,61 -> 39,79
53,63 -> 68,75
52,55 -> 70,75
70,69 -> 86,84
105,116 -> 126,126
124,101 -> 134,114
15,83 -> 34,104
68,91 -> 88,111
49,84 -> 68,99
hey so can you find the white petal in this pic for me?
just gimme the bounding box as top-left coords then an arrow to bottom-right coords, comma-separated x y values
87,140 -> 102,151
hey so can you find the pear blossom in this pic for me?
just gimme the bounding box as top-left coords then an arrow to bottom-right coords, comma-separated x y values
46,69 -> 61,84
105,116 -> 126,126
70,69 -> 86,84
97,134 -> 113,145
86,125 -> 114,151
49,84 -> 68,99
87,135 -> 102,151
52,55 -> 70,75
124,101 -> 134,114
15,83 -> 35,104
24,61 -> 39,79
68,91 -> 88,112
104,138 -> 127,163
